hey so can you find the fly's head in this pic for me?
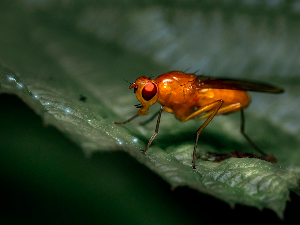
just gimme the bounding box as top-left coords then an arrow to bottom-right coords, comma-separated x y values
129,76 -> 158,115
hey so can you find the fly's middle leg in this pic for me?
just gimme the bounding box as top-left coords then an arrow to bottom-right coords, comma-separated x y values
189,100 -> 224,169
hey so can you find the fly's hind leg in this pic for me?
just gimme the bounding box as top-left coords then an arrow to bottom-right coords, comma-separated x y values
185,100 -> 224,169
240,109 -> 265,154
240,109 -> 276,162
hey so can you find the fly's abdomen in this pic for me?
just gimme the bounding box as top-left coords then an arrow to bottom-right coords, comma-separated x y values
196,88 -> 250,115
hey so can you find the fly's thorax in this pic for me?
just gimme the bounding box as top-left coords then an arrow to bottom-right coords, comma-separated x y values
155,72 -> 198,108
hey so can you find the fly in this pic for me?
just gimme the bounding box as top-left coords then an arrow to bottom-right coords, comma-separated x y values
114,71 -> 283,169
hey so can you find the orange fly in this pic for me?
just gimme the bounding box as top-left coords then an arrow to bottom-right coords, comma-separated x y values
114,71 -> 283,169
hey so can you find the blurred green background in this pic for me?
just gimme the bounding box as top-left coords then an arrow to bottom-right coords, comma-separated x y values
1,0 -> 300,224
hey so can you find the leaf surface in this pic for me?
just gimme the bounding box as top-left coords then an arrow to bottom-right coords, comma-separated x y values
1,1 -> 300,218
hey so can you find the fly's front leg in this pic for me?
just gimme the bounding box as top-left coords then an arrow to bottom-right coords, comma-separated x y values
114,114 -> 139,125
188,100 -> 224,169
139,110 -> 160,126
142,106 -> 164,153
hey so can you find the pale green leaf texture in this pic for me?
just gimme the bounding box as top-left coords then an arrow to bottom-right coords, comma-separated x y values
1,1 -> 300,219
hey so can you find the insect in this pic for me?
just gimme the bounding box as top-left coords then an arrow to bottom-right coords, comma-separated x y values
114,71 -> 283,169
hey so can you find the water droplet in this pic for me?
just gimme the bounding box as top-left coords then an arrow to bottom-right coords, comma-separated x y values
8,76 -> 16,82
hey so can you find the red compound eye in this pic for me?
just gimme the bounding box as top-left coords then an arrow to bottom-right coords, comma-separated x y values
142,83 -> 157,101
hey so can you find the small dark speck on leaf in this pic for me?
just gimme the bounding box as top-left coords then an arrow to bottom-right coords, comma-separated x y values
79,94 -> 87,102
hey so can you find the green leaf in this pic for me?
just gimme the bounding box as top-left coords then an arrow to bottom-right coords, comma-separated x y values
1,1 -> 300,219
